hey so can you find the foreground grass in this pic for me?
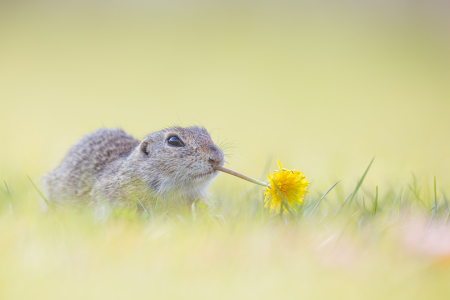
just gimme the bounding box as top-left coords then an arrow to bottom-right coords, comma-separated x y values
1,170 -> 450,300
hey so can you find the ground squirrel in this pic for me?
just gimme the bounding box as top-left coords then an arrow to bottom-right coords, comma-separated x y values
42,126 -> 224,214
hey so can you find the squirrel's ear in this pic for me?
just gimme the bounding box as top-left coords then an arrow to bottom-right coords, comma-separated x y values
140,139 -> 150,155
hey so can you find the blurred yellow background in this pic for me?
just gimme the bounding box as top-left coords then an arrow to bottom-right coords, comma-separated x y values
1,1 -> 449,194
2,2 -> 450,300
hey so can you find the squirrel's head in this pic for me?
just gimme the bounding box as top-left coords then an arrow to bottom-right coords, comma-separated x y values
134,126 -> 224,201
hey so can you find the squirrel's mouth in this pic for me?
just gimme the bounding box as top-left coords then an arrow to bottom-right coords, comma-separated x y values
193,170 -> 216,180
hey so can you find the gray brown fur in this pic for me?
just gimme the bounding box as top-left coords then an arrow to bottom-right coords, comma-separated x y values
41,127 -> 224,214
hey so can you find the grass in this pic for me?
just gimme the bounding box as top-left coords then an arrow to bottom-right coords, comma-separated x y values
1,160 -> 450,300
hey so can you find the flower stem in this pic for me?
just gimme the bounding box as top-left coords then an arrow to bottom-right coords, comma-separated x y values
214,166 -> 268,187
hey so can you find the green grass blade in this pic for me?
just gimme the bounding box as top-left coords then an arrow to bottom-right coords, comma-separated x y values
346,157 -> 375,208
336,193 -> 353,215
4,181 -> 10,195
4,181 -> 12,214
319,181 -> 341,203
372,186 -> 378,216
446,207 -> 450,225
28,176 -> 54,210
307,180 -> 340,223
433,177 -> 437,216
407,184 -> 427,209
136,197 -> 151,220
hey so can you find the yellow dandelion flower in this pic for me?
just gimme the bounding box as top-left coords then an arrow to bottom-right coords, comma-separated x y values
264,160 -> 309,214
213,161 -> 309,214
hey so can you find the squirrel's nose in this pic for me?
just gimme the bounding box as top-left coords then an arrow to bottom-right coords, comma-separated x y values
208,157 -> 223,167
208,146 -> 224,167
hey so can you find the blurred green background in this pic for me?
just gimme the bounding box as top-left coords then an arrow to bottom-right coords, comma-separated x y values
1,0 -> 449,192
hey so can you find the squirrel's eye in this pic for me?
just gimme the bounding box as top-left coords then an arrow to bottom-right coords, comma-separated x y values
167,136 -> 184,147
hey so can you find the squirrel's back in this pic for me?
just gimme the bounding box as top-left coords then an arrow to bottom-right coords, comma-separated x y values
42,128 -> 139,204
